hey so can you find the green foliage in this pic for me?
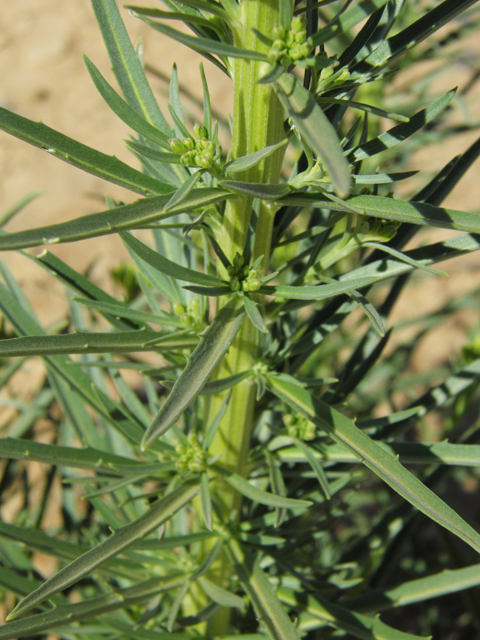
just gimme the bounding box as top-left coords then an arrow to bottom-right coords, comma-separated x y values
1,1 -> 480,639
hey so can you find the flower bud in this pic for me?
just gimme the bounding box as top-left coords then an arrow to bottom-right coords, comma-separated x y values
169,138 -> 185,154
174,303 -> 186,316
196,153 -> 213,169
193,123 -> 208,139
182,137 -> 195,151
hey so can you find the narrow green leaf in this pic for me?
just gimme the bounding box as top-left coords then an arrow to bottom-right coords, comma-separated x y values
244,296 -> 268,333
266,373 -> 480,554
203,391 -> 231,450
226,537 -> 302,640
278,587 -> 425,640
276,441 -> 480,467
200,370 -> 252,394
0,437 -> 144,473
165,170 -> 204,212
290,437 -> 331,500
347,194 -> 480,234
200,473 -> 213,531
73,297 -> 182,328
7,481 -> 199,621
346,562 -> 480,613
126,1 -> 232,23
0,329 -> 196,357
261,274 -> 380,300
84,56 -> 173,149
221,180 -> 291,200
0,188 -> 233,251
0,574 -> 186,639
349,89 -> 456,162
91,0 -> 170,130
311,0 -> 388,46
0,106 -> 172,196
274,73 -> 351,198
224,140 -> 288,175
121,231 -> 223,287
198,576 -> 245,608
353,171 -> 418,184
358,0 -> 479,70
130,15 -> 269,63
216,466 -> 312,509
142,298 -> 246,449
317,96 -> 409,122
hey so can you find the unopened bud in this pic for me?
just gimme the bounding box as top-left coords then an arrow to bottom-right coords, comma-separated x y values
169,138 -> 185,154
193,123 -> 208,139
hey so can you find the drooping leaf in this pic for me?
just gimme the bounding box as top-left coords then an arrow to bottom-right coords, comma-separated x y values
274,73 -> 351,198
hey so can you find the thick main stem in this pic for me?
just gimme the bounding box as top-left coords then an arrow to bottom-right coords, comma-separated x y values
204,0 -> 290,634
211,0 -> 287,512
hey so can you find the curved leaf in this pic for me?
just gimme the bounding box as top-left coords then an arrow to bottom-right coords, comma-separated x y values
274,73 -> 351,198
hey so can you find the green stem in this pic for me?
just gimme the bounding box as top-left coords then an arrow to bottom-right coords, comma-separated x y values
204,0 -> 290,635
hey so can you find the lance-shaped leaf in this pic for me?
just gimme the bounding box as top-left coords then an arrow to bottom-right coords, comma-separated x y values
0,329 -> 197,357
224,139 -> 288,175
226,536 -> 302,640
357,0 -> 479,71
274,73 -> 351,198
0,574 -> 187,640
347,194 -> 480,234
275,440 -> 480,467
142,298 -> 246,450
121,231 -> 224,287
91,0 -> 170,131
216,466 -> 312,509
266,372 -> 480,554
130,15 -> 269,64
7,480 -> 199,621
220,180 -> 291,200
84,56 -> 172,148
349,89 -> 456,162
0,106 -> 172,196
345,562 -> 480,614
0,188 -> 233,251
278,587 -> 425,640
260,274 -> 379,300
0,437 -> 146,473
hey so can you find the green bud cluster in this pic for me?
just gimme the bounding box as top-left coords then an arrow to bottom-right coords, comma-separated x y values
227,253 -> 261,292
318,66 -> 351,91
175,433 -> 208,473
174,299 -> 205,334
357,217 -> 400,243
268,17 -> 313,67
284,413 -> 316,441
169,123 -> 220,170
